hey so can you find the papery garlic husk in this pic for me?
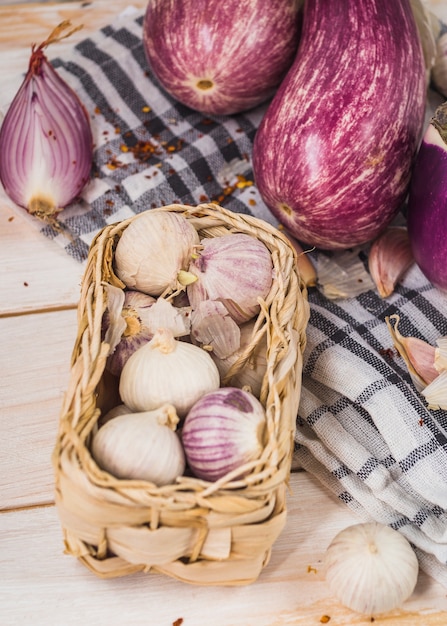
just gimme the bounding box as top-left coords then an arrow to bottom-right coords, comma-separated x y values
315,248 -> 374,300
114,210 -> 199,296
104,290 -> 191,376
368,227 -> 414,298
409,0 -> 438,86
186,233 -> 273,324
422,369 -> 447,410
0,22 -> 92,229
385,314 -> 438,391
119,327 -> 220,417
324,522 -> 419,616
104,289 -> 156,376
91,404 -> 185,485
211,319 -> 268,398
432,32 -> 447,99
190,299 -> 240,359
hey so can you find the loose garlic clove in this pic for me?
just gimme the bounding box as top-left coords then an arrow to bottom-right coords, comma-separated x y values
422,370 -> 447,410
368,226 -> 414,298
278,226 -> 317,287
434,337 -> 447,373
324,522 -> 419,616
91,404 -> 185,486
385,314 -> 438,392
119,327 -> 220,417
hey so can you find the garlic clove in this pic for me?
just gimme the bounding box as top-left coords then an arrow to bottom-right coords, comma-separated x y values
278,225 -> 317,287
421,369 -> 447,410
190,299 -> 241,359
324,522 -> 419,616
385,314 -> 438,392
368,226 -> 414,298
434,336 -> 447,373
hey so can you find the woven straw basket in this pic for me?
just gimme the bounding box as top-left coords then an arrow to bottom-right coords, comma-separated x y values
52,203 -> 309,586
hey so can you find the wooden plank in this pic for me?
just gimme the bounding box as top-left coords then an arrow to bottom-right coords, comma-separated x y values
1,472 -> 447,626
0,308 -> 78,509
0,201 -> 84,315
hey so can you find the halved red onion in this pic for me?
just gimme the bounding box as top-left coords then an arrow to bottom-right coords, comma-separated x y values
182,387 -> 266,482
0,22 -> 92,227
186,233 -> 273,324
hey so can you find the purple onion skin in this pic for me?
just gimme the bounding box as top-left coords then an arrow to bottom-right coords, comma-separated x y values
182,387 -> 265,482
142,0 -> 302,115
0,44 -> 92,218
252,0 -> 426,250
407,118 -> 447,291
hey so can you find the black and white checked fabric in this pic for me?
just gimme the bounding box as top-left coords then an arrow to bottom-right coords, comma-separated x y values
6,9 -> 447,586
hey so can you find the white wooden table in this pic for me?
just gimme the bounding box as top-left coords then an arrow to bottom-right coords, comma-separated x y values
1,2 -> 447,625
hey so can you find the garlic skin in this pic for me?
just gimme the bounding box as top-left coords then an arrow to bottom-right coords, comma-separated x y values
91,404 -> 185,486
119,327 -> 220,417
368,226 -> 414,298
190,299 -> 241,359
186,233 -> 273,324
324,522 -> 419,616
114,211 -> 199,296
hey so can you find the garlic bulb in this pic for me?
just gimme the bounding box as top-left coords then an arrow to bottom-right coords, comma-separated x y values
182,387 -> 266,482
119,327 -> 220,416
91,404 -> 185,486
186,233 -> 273,324
114,210 -> 199,296
324,522 -> 419,616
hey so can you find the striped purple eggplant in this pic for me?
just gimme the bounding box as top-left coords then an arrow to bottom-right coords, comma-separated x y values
252,0 -> 426,250
407,102 -> 447,291
142,0 -> 302,116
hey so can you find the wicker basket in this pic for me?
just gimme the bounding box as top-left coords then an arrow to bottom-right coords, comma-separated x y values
52,203 -> 309,585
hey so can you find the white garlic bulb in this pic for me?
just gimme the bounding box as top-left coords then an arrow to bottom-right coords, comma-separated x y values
114,210 -> 199,296
119,327 -> 220,417
91,404 -> 185,486
324,522 -> 419,616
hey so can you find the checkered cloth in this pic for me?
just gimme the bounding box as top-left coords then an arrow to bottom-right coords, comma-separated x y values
6,8 -> 447,587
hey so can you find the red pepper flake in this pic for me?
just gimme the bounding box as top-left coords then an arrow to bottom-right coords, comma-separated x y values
419,418 -> 424,426
320,616 -> 331,624
201,118 -> 213,125
114,126 -> 121,135
8,216 -> 14,222
307,565 -> 317,574
248,198 -> 256,207
141,105 -> 151,113
94,106 -> 101,114
105,199 -> 114,206
23,281 -> 29,287
199,194 -> 208,202
172,619 -> 183,626
379,348 -> 395,359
